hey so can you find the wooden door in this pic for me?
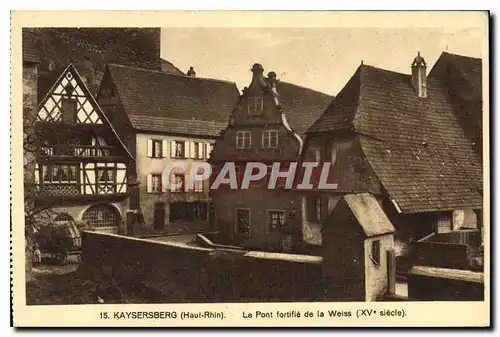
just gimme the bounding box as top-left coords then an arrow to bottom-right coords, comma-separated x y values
153,202 -> 165,230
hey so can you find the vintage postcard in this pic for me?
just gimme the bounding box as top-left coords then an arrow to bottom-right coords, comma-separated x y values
11,11 -> 490,327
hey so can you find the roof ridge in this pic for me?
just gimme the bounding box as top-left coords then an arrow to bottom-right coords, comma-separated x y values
441,51 -> 482,62
130,114 -> 228,124
360,63 -> 411,77
277,80 -> 333,97
107,63 -> 238,86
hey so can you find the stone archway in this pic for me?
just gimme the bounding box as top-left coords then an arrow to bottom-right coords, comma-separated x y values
81,203 -> 121,229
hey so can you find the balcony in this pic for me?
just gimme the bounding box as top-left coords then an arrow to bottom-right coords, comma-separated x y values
40,145 -> 114,157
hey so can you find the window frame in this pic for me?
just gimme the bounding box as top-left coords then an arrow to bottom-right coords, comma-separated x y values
174,141 -> 185,158
151,173 -> 162,194
151,139 -> 163,158
235,208 -> 251,236
267,209 -> 286,233
42,164 -> 79,184
171,173 -> 185,193
236,131 -> 252,149
262,129 -> 279,148
248,96 -> 264,116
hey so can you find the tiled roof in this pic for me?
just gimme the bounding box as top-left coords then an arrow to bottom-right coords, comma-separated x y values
107,63 -> 240,136
129,115 -> 227,137
275,81 -> 333,136
160,58 -> 185,76
308,63 -> 482,214
429,52 -> 483,154
433,52 -> 482,100
338,193 -> 395,237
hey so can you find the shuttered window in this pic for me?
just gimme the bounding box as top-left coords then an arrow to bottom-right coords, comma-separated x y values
147,139 -> 167,158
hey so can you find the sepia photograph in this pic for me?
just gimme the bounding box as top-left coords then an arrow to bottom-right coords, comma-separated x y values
11,10 -> 490,327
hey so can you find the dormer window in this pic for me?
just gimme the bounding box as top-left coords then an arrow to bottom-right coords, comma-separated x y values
248,96 -> 263,115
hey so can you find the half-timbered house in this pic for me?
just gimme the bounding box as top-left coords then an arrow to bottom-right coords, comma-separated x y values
33,64 -> 134,233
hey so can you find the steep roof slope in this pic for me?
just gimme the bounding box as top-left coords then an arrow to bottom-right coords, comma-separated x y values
107,64 -> 240,137
307,63 -> 482,214
429,52 -> 483,154
275,81 -> 333,136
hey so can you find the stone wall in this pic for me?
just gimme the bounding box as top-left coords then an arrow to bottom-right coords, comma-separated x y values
80,231 -> 324,302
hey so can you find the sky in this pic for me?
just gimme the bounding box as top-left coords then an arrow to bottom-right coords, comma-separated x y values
161,27 -> 483,95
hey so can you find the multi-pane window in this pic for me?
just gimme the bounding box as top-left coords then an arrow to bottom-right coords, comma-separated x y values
236,131 -> 252,149
236,208 -> 250,235
96,168 -> 117,194
268,210 -> 286,232
151,174 -> 162,193
175,141 -> 185,158
262,130 -> 279,148
152,140 -> 163,158
97,168 -> 115,183
248,96 -> 263,115
171,174 -> 184,192
43,164 -> 78,183
82,204 -> 120,228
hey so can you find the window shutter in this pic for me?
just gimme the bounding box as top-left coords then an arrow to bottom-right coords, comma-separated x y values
206,143 -> 212,159
184,142 -> 190,159
184,174 -> 189,192
162,140 -> 168,158
34,163 -> 39,187
190,142 -> 196,159
146,174 -> 152,193
170,141 -> 176,158
198,142 -> 204,159
147,139 -> 153,158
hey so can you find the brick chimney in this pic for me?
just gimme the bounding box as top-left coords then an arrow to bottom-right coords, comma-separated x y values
187,66 -> 196,77
411,51 -> 427,98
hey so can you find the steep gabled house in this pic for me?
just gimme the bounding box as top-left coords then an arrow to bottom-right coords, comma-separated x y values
33,64 -> 134,233
301,52 -> 483,256
210,63 -> 333,252
97,64 -> 240,234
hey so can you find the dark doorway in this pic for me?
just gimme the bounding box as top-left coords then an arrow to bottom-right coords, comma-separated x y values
153,202 -> 166,230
